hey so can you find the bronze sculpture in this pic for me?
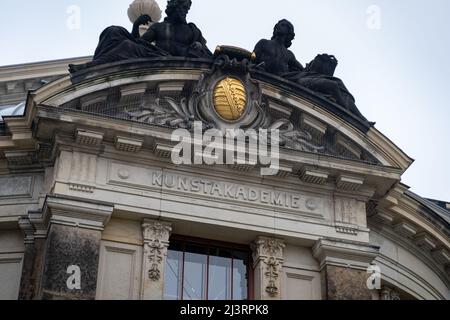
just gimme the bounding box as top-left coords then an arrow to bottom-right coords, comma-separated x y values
69,2 -> 368,122
287,54 -> 367,121
252,21 -> 366,121
69,0 -> 211,73
253,19 -> 304,76
140,0 -> 212,58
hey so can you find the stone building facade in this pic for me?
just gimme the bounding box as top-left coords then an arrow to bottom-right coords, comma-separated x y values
0,56 -> 449,300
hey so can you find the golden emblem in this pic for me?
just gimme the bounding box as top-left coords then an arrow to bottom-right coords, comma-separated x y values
213,77 -> 247,121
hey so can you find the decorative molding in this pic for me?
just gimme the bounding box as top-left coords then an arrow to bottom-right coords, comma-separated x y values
153,143 -> 174,159
313,238 -> 379,270
18,217 -> 35,244
80,92 -> 107,109
141,220 -> 172,282
252,237 -> 285,299
43,196 -> 113,231
301,113 -> 327,136
334,197 -> 366,232
393,221 -> 417,239
335,223 -> 359,236
370,209 -> 395,226
114,136 -> 143,153
120,83 -> 147,97
431,248 -> 450,266
275,162 -> 293,178
157,82 -> 185,95
299,167 -> 329,185
4,151 -> 35,166
336,174 -> 364,191
69,152 -> 97,193
75,129 -> 104,146
230,155 -> 254,172
28,210 -> 51,239
414,233 -> 437,251
69,183 -> 95,193
336,135 -> 362,159
268,100 -> 292,117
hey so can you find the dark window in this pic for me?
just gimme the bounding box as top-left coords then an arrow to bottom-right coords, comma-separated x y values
164,236 -> 252,300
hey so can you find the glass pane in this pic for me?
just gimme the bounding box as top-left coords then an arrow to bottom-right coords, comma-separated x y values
232,251 -> 249,300
164,250 -> 183,300
183,252 -> 207,300
208,256 -> 232,300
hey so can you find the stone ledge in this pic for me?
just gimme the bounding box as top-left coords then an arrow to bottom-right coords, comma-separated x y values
115,136 -> 143,153
313,238 -> 379,270
300,167 -> 329,185
75,129 -> 104,146
43,196 -> 113,231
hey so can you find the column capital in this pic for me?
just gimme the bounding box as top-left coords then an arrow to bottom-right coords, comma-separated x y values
252,236 -> 285,264
142,219 -> 172,244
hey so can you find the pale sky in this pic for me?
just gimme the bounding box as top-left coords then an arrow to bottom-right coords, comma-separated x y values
0,0 -> 449,201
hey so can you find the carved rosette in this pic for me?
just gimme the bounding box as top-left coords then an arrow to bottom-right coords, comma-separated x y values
252,237 -> 286,299
142,220 -> 172,282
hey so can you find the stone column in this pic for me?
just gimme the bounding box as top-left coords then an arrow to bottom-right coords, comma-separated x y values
141,219 -> 172,300
313,238 -> 379,300
251,236 -> 286,300
37,197 -> 113,300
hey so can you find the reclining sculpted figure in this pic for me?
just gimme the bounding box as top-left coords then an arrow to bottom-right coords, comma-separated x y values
287,54 -> 367,121
252,21 -> 366,121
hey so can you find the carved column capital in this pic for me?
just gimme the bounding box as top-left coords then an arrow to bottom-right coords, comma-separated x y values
251,236 -> 286,300
142,219 -> 172,243
141,219 -> 172,300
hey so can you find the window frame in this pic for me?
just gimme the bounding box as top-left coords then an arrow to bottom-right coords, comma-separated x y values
166,234 -> 254,301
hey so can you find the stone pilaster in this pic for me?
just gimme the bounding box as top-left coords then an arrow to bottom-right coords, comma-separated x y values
37,197 -> 113,300
313,238 -> 379,300
251,236 -> 286,300
18,218 -> 41,300
141,219 -> 172,300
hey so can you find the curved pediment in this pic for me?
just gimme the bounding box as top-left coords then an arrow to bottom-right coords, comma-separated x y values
29,58 -> 412,172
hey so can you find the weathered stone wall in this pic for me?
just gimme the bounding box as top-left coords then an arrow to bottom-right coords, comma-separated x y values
39,224 -> 101,300
19,239 -> 45,300
321,265 -> 373,300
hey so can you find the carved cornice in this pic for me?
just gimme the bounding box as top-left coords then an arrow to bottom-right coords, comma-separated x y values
42,196 -> 113,231
313,238 -> 379,270
369,184 -> 450,271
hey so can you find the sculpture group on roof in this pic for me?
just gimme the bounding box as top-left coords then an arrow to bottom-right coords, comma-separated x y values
69,0 -> 367,121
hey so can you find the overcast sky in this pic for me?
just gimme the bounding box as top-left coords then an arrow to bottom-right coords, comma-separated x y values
0,0 -> 449,201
